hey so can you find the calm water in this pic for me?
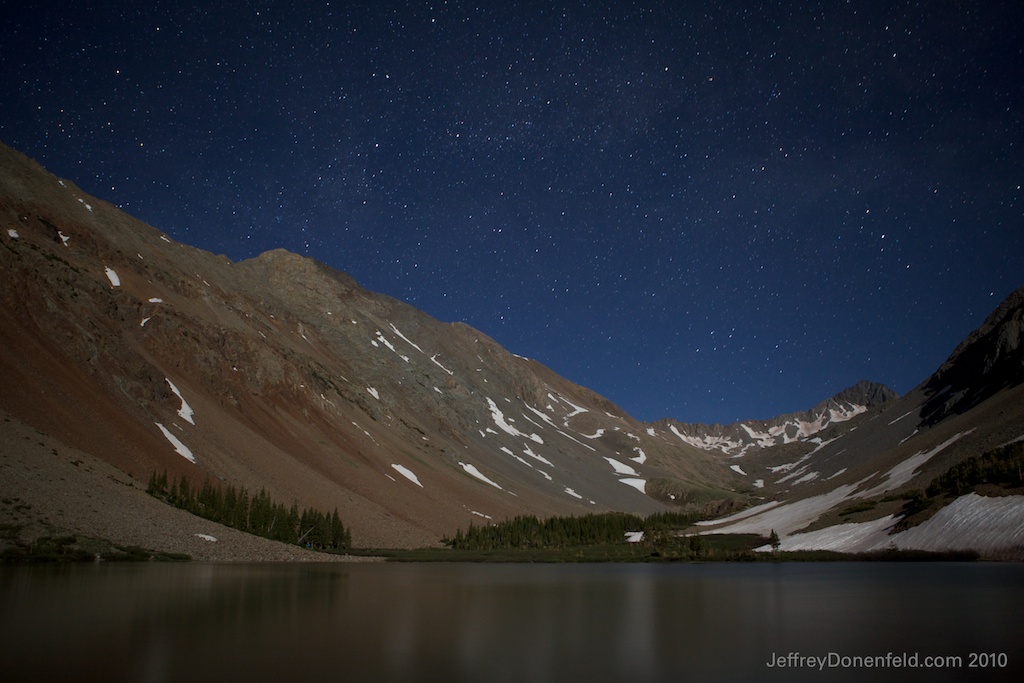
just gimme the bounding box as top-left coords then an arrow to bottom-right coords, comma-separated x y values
1,562 -> 1021,682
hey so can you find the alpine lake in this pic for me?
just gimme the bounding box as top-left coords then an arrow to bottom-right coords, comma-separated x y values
1,560 -> 1021,682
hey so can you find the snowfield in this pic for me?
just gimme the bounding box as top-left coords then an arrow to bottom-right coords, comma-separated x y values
702,480 -> 868,537
761,494 -> 1024,556
883,493 -> 1024,554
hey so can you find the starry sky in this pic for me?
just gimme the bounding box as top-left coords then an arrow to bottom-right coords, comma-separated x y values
3,1 -> 1022,425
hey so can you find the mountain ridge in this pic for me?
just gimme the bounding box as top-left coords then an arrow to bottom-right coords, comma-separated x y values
656,379 -> 898,457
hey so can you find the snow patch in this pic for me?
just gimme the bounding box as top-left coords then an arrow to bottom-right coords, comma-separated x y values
373,331 -> 401,357
140,317 -> 151,327
352,421 -> 376,442
899,430 -> 919,445
604,457 -> 639,476
194,534 -> 218,542
165,379 -> 195,425
564,487 -> 583,499
367,387 -> 380,400
730,464 -> 747,476
430,354 -> 454,375
624,531 -> 644,543
148,297 -> 163,303
388,323 -> 424,353
486,397 -> 543,444
696,500 -> 781,527
500,446 -> 533,469
522,403 -> 594,451
104,267 -> 120,287
391,464 -> 424,488
155,422 -> 195,462
552,394 -> 588,422
6,228 -> 18,239
740,423 -> 776,448
619,478 -> 646,494
459,462 -> 505,491
669,424 -> 741,454
888,409 -> 916,425
1001,434 -> 1024,447
630,447 -> 647,464
522,445 -> 553,467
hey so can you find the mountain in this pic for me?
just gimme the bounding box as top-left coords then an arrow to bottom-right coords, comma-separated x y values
0,142 -> 739,555
2,140 -> 1021,559
919,286 -> 1024,426
695,287 -> 1024,558
657,380 -> 898,457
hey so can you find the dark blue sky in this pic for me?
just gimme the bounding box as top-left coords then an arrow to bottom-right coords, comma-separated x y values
4,1 -> 1022,424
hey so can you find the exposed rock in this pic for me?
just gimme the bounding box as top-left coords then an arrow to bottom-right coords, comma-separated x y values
921,286 -> 1024,425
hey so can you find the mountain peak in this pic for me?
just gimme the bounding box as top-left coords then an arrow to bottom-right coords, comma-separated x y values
921,286 -> 1024,425
820,380 -> 899,412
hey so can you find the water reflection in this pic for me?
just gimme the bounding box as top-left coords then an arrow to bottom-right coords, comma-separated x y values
1,562 -> 1021,682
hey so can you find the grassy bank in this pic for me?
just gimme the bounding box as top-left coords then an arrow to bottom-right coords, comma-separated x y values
0,523 -> 191,563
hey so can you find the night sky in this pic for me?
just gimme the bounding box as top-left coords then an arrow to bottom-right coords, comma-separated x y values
4,2 -> 1022,425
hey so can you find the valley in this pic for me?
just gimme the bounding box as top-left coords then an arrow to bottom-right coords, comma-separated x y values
2,141 -> 1022,561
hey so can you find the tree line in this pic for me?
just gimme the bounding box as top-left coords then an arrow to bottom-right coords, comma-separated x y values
443,510 -> 707,550
146,472 -> 351,551
926,440 -> 1024,497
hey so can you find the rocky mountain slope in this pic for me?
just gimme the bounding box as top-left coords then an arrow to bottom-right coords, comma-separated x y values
2,140 -> 1021,558
695,287 -> 1024,558
0,142 -> 743,549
